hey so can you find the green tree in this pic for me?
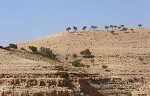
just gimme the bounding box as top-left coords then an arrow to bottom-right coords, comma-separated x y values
105,26 -> 109,31
91,26 -> 97,30
138,24 -> 142,28
73,26 -> 77,31
110,25 -> 114,30
66,27 -> 71,32
120,25 -> 125,28
113,25 -> 118,29
82,26 -> 87,30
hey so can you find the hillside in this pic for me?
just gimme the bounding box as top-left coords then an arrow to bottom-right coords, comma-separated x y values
17,28 -> 150,55
17,28 -> 150,95
0,47 -> 103,96
0,28 -> 150,96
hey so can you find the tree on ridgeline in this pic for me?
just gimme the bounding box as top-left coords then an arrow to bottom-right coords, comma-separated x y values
138,24 -> 142,28
82,26 -> 87,30
91,26 -> 97,30
117,26 -> 122,30
113,25 -> 118,29
8,43 -> 18,49
110,25 -> 114,30
105,26 -> 109,31
73,26 -> 78,31
120,25 -> 125,28
66,27 -> 71,32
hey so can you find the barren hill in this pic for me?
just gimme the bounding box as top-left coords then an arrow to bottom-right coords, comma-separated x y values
17,28 -> 150,55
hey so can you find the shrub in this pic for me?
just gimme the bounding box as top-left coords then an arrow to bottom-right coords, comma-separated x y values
102,65 -> 108,69
20,47 -> 26,50
29,46 -> 38,54
90,59 -> 95,63
121,28 -> 128,31
72,53 -> 78,58
65,56 -> 68,61
105,69 -> 110,72
80,49 -> 93,58
111,31 -> 118,35
111,30 -> 115,33
0,46 -> 3,49
130,28 -> 133,31
72,59 -> 85,67
8,43 -> 17,49
39,47 -> 57,60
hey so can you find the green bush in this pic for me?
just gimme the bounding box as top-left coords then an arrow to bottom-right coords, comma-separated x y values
72,59 -> 85,67
8,43 -> 17,49
39,47 -> 57,60
80,49 -> 92,58
29,46 -> 38,54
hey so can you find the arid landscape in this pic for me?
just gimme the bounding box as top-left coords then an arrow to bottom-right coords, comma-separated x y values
0,28 -> 150,96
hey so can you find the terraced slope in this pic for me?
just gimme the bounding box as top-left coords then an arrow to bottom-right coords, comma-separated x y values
0,48 -> 103,96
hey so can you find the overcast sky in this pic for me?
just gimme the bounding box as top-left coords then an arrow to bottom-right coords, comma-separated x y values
0,0 -> 150,46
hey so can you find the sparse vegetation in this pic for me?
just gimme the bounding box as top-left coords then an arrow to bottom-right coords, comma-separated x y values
8,43 -> 17,49
73,26 -> 77,31
91,26 -> 97,30
39,47 -> 57,60
66,27 -> 71,32
111,30 -> 115,34
138,24 -> 142,28
72,53 -> 78,58
80,49 -> 94,58
0,46 -> 3,49
110,30 -> 118,35
72,59 -> 85,67
117,26 -> 122,29
110,25 -> 114,30
90,59 -> 95,63
65,56 -> 68,61
102,65 -> 108,69
20,47 -> 26,50
82,26 -> 87,30
121,28 -> 128,31
120,25 -> 125,28
29,46 -> 38,54
105,26 -> 109,31
130,28 -> 133,31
